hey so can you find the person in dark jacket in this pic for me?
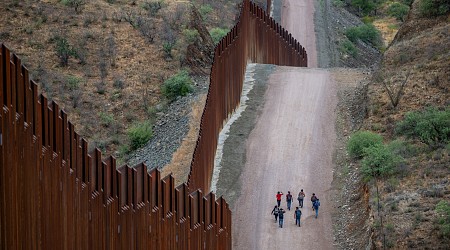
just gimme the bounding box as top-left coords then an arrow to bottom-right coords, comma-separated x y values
313,199 -> 321,218
286,191 -> 293,210
294,207 -> 302,226
278,208 -> 286,228
271,205 -> 279,222
311,193 -> 318,209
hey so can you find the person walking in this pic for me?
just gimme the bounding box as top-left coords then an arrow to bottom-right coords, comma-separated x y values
276,191 -> 283,207
278,208 -> 286,228
271,205 -> 280,222
311,193 -> 318,209
294,207 -> 302,227
297,189 -> 305,208
313,199 -> 321,218
286,191 -> 293,210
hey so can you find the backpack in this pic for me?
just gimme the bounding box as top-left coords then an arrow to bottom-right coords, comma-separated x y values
278,211 -> 284,219
273,208 -> 279,215
314,200 -> 320,208
295,209 -> 301,218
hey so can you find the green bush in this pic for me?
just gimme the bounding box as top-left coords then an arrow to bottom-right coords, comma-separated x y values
388,2 -> 410,21
436,200 -> 450,238
55,37 -> 76,67
66,75 -> 81,90
361,144 -> 404,181
209,28 -> 229,45
199,4 -> 213,21
420,0 -> 450,17
402,0 -> 414,6
361,15 -> 375,24
99,112 -> 114,127
162,70 -> 193,101
387,139 -> 417,158
183,29 -> 200,44
395,107 -> 450,145
347,131 -> 383,158
340,39 -> 357,57
333,0 -> 345,7
351,0 -> 376,15
162,41 -> 175,58
128,121 -> 153,150
142,0 -> 164,16
345,23 -> 382,47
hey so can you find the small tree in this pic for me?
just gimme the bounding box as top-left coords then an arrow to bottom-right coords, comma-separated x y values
55,37 -> 76,67
380,70 -> 411,108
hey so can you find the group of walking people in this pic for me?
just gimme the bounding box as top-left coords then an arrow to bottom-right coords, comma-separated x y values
271,190 -> 321,228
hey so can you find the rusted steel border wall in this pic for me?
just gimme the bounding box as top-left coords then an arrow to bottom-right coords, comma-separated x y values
0,44 -> 231,249
187,0 -> 307,193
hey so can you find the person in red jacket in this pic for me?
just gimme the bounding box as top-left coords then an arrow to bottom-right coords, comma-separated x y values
276,191 -> 283,207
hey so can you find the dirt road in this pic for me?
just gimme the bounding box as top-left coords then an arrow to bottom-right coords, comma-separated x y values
231,67 -> 337,249
281,0 -> 318,67
231,0 -> 337,249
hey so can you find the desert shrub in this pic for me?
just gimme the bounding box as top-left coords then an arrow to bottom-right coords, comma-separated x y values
137,17 -> 156,43
402,0 -> 414,6
66,75 -> 81,90
345,23 -> 382,47
199,4 -> 213,21
436,200 -> 450,238
210,28 -> 229,45
340,39 -> 357,57
55,37 -> 76,67
99,112 -> 114,127
183,29 -> 200,44
419,0 -> 450,17
350,0 -> 377,15
161,70 -> 193,101
160,23 -> 177,58
61,0 -> 86,14
387,139 -> 417,158
142,0 -> 164,17
361,144 -> 404,181
333,0 -> 345,7
113,76 -> 124,89
163,42 -> 175,58
388,2 -> 410,21
128,121 -> 153,150
361,15 -> 375,24
395,107 -> 450,145
347,131 -> 383,158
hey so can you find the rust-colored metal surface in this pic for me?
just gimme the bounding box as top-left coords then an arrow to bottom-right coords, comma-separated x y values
0,44 -> 232,249
187,0 -> 307,193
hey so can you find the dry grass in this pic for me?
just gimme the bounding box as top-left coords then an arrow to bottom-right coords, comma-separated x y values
0,0 -> 240,162
364,1 -> 450,247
